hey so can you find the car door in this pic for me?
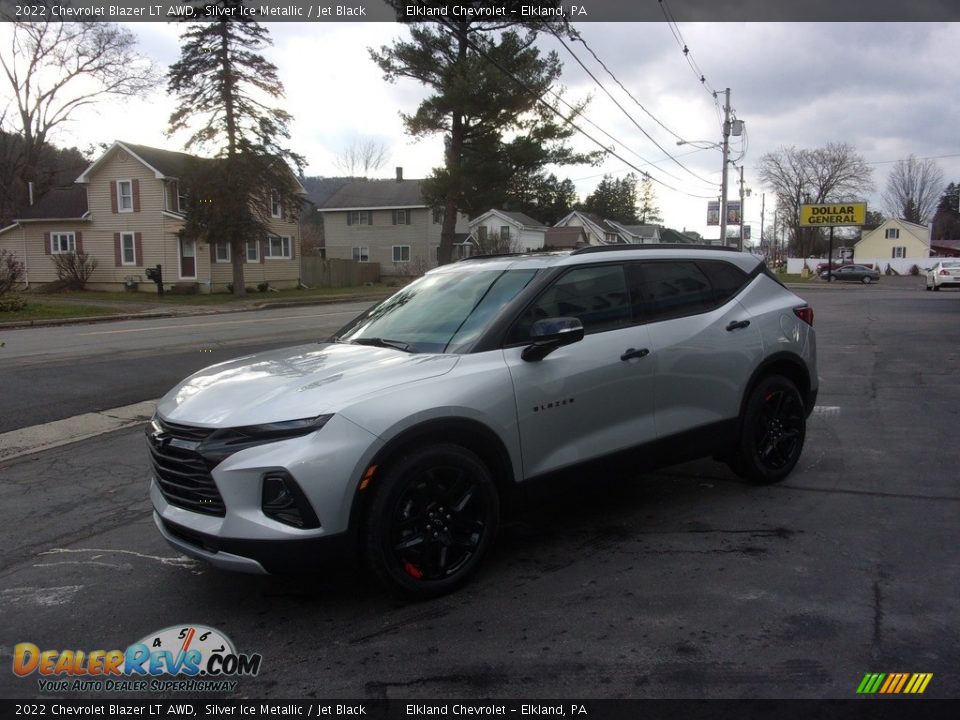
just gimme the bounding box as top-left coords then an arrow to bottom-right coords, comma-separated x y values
633,260 -> 764,438
503,262 -> 657,480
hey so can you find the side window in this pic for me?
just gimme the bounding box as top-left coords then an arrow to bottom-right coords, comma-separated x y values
634,261 -> 715,321
697,260 -> 749,304
508,264 -> 631,343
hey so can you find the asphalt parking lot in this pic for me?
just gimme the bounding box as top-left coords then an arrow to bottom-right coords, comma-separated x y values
1,280 -> 958,700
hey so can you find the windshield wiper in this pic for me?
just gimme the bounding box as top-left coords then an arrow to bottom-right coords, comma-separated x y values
347,337 -> 417,353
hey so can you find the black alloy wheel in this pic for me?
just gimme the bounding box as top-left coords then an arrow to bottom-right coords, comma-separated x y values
732,375 -> 806,484
364,444 -> 499,597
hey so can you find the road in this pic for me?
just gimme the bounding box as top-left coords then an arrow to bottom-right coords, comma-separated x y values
0,302 -> 373,432
1,286 -> 958,699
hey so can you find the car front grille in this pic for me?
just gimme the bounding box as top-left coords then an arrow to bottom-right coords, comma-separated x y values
147,419 -> 225,517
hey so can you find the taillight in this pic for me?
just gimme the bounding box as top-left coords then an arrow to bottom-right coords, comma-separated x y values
793,306 -> 814,327
940,269 -> 951,276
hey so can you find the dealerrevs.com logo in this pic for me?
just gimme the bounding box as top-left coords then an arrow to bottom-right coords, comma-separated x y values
13,624 -> 262,693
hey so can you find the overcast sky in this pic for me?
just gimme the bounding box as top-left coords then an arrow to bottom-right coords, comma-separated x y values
4,19 -> 959,240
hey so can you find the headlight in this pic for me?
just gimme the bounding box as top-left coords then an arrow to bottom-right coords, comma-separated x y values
198,414 -> 333,466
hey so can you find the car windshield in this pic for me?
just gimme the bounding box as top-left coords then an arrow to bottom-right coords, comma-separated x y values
339,268 -> 539,354
942,261 -> 960,268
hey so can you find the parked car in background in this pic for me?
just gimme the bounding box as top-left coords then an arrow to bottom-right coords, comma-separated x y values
820,264 -> 881,284
925,259 -> 960,291
148,246 -> 818,597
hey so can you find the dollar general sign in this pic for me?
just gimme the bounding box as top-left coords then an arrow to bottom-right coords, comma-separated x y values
800,202 -> 867,226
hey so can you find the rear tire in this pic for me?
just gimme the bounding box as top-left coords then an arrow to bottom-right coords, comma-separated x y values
862,276 -> 872,284
363,444 -> 499,597
731,375 -> 806,484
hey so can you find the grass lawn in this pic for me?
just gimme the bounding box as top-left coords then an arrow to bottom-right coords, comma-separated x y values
776,272 -> 817,283
0,302 -> 120,323
30,284 -> 394,307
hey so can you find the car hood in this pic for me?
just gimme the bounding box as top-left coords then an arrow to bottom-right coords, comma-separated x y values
156,342 -> 460,427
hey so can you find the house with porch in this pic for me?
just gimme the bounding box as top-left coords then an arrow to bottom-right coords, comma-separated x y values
0,141 -> 303,292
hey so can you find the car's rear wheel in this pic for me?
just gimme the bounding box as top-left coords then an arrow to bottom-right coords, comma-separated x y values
363,444 -> 499,597
731,375 -> 806,484
862,276 -> 872,284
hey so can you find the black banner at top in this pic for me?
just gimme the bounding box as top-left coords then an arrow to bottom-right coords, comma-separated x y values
1,0 -> 959,22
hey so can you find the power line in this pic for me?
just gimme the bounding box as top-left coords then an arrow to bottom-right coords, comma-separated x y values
422,15 -> 718,200
550,28 -> 718,188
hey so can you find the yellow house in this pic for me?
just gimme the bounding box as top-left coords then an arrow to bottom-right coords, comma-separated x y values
854,218 -> 930,261
0,141 -> 303,292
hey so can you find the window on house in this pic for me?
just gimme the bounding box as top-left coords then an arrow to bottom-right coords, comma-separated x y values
246,239 -> 259,262
393,209 -> 410,225
265,235 -> 291,259
885,228 -> 900,239
432,208 -> 443,224
605,232 -> 619,243
216,241 -> 231,262
392,245 -> 411,262
352,246 -> 369,262
270,191 -> 282,218
51,232 -> 76,254
348,211 -> 372,226
117,180 -> 133,211
177,184 -> 189,212
121,232 -> 136,265
478,226 -> 488,241
501,226 -> 511,240
892,246 -> 907,258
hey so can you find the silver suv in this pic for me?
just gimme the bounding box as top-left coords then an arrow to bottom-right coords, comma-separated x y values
148,246 -> 817,596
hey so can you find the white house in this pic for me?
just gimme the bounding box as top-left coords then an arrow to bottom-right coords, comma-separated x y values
468,209 -> 550,252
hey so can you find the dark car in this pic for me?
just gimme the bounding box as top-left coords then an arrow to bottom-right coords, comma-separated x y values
820,264 -> 880,284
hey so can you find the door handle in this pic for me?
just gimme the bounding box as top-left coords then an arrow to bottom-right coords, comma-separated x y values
726,320 -> 751,331
620,347 -> 650,361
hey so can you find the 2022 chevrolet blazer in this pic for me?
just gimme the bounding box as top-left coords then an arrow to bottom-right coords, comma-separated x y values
148,246 -> 818,596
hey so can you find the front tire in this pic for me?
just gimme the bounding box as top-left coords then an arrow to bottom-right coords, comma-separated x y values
731,375 -> 806,484
862,276 -> 872,284
363,444 -> 500,597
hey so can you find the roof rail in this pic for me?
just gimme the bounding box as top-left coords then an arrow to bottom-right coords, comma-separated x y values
455,252 -> 524,263
570,243 -> 739,255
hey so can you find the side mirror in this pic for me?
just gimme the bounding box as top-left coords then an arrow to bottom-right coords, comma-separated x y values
521,317 -> 585,362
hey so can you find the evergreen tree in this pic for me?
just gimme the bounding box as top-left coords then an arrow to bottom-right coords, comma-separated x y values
932,182 -> 960,240
373,3 -> 595,264
167,1 -> 303,296
582,174 -> 639,225
636,174 -> 663,224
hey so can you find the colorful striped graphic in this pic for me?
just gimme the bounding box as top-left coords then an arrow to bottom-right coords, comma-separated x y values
857,673 -> 933,694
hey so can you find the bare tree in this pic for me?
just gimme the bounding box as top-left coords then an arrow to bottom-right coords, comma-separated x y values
882,154 -> 944,225
759,142 -> 873,257
334,138 -> 389,177
0,17 -> 159,212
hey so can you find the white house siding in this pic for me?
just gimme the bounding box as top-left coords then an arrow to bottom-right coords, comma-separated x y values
855,219 -> 930,261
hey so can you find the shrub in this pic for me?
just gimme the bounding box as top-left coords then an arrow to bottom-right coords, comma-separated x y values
0,250 -> 25,296
909,264 -> 920,276
0,294 -> 27,312
52,251 -> 98,290
257,281 -> 270,293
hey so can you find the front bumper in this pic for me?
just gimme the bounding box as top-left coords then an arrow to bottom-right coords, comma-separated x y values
154,513 -> 355,574
149,413 -> 382,574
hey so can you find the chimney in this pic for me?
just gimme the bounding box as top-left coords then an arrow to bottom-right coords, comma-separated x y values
396,167 -> 403,183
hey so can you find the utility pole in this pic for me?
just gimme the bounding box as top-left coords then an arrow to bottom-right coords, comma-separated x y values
760,193 -> 766,259
738,164 -> 746,252
719,88 -> 731,248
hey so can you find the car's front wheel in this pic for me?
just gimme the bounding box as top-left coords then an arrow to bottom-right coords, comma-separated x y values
363,444 -> 500,597
731,375 -> 806,484
862,276 -> 872,284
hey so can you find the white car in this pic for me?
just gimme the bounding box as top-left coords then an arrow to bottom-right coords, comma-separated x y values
925,259 -> 960,291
